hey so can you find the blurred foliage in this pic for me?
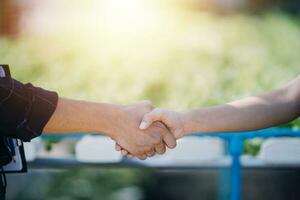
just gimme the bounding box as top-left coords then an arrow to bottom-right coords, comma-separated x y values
43,138 -> 62,151
15,168 -> 155,200
1,9 -> 300,154
0,11 -> 299,117
243,138 -> 264,156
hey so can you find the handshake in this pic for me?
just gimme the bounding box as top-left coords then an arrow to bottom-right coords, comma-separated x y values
110,101 -> 186,160
44,98 -> 187,161
45,75 -> 300,160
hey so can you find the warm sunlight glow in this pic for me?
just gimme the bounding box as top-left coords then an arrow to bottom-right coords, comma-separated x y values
98,0 -> 160,33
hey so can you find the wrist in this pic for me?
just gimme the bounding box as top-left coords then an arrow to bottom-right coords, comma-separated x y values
180,111 -> 191,136
94,103 -> 124,139
180,110 -> 203,136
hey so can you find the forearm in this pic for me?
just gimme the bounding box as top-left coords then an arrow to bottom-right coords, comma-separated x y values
42,98 -> 121,137
182,87 -> 300,135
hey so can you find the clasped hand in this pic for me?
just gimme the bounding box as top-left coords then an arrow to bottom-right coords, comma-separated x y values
113,101 -> 184,160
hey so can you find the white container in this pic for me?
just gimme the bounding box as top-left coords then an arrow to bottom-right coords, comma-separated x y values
138,137 -> 225,165
75,135 -> 122,163
258,137 -> 300,164
23,137 -> 44,162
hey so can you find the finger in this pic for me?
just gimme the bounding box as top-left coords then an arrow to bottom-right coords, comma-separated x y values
127,154 -> 134,158
146,148 -> 155,157
161,128 -> 177,149
139,109 -> 164,130
154,143 -> 166,155
137,154 -> 147,160
153,121 -> 177,149
147,130 -> 166,155
115,143 -> 122,151
121,150 -> 128,156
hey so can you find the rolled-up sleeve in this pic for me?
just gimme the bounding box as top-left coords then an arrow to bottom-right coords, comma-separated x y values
0,77 -> 58,142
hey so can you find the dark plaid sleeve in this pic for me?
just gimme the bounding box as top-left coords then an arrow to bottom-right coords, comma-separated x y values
0,77 -> 58,142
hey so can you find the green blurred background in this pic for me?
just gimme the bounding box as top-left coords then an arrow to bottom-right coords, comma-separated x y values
1,0 -> 299,112
1,0 -> 300,199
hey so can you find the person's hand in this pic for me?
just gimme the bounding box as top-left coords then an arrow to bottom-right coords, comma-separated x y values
116,108 -> 184,158
111,102 -> 177,160
139,108 -> 185,139
115,121 -> 175,159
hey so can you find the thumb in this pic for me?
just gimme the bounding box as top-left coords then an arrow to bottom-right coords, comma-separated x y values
139,109 -> 163,130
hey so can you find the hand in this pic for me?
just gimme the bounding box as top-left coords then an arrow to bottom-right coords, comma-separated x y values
115,121 -> 176,159
112,102 -> 177,160
139,108 -> 185,139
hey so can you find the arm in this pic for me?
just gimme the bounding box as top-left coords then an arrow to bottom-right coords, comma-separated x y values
183,75 -> 300,134
140,75 -> 300,138
44,99 -> 176,159
0,74 -> 176,159
43,98 -> 123,136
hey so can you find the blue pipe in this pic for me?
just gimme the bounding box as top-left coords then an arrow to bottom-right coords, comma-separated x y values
229,137 -> 243,200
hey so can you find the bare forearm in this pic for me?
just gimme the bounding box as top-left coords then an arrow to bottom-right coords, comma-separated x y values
183,85 -> 300,135
138,76 -> 300,140
42,98 -> 121,137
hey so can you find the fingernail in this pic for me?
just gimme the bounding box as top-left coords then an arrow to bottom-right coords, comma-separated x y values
139,121 -> 148,129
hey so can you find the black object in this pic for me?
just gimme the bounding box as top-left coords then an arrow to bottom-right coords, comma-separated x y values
0,64 -> 58,142
0,65 -> 27,200
0,65 -> 27,173
2,139 -> 27,174
0,138 -> 13,167
0,137 -> 12,200
0,66 -> 12,200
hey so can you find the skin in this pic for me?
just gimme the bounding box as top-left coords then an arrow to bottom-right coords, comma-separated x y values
118,75 -> 300,155
140,75 -> 300,138
43,99 -> 176,160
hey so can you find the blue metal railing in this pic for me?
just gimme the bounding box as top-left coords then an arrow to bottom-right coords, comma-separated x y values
193,128 -> 300,200
43,128 -> 300,200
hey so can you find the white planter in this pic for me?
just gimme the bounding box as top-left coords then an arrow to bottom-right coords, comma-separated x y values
75,135 -> 122,163
138,136 -> 225,165
258,137 -> 300,164
23,137 -> 44,162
